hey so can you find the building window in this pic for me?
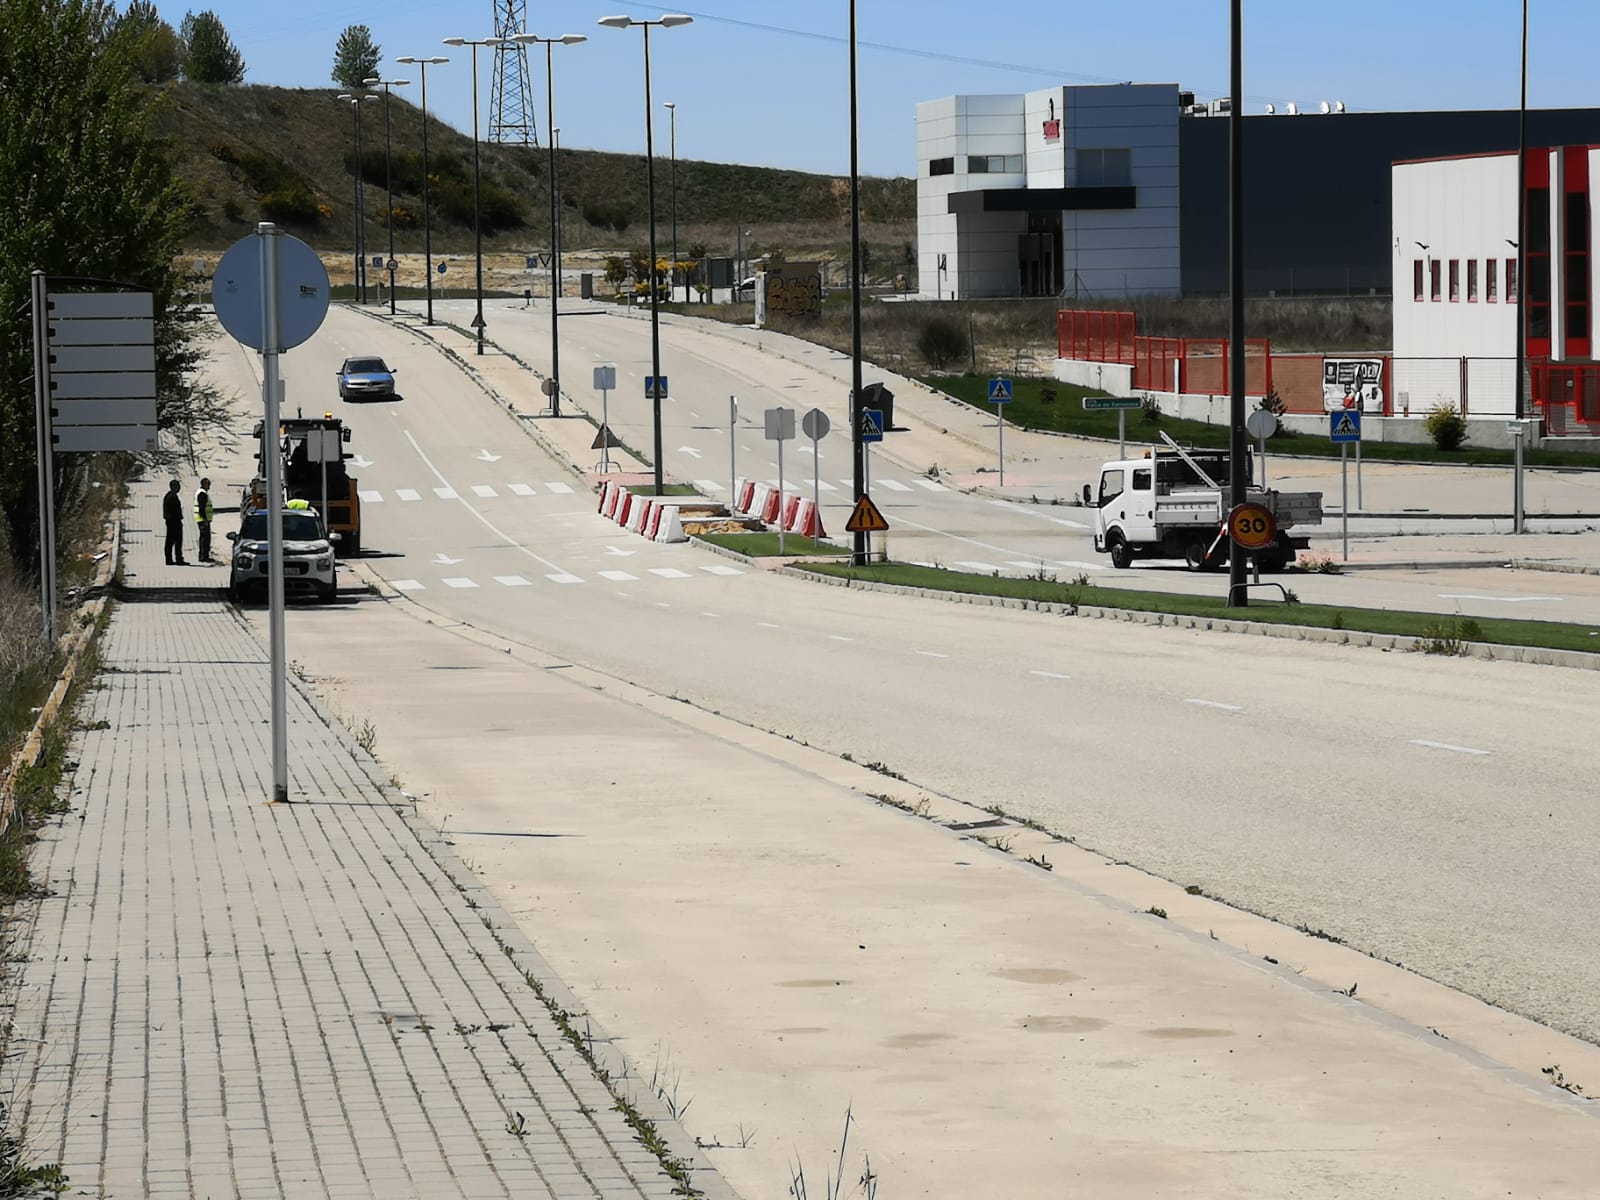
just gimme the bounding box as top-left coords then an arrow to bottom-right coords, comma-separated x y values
929,157 -> 955,177
1467,259 -> 1478,302
1507,258 -> 1518,303
1487,258 -> 1498,302
1413,259 -> 1424,301
1076,147 -> 1131,187
968,154 -> 1023,174
1449,259 -> 1460,302
1430,259 -> 1441,301
1564,149 -> 1590,354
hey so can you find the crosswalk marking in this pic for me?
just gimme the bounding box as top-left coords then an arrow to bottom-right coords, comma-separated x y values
359,490 -> 383,503
396,489 -> 421,502
545,573 -> 583,584
599,570 -> 638,582
700,565 -> 742,576
693,479 -> 725,493
471,485 -> 498,498
649,567 -> 691,579
879,479 -> 912,492
545,482 -> 574,495
442,577 -> 478,589
914,479 -> 945,491
391,578 -> 424,591
509,483 -> 537,496
433,487 -> 457,500
494,575 -> 533,587
815,479 -> 838,492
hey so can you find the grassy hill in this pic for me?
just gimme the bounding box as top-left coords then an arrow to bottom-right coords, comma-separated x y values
152,83 -> 915,261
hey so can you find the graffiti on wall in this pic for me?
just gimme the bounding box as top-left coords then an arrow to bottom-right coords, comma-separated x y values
762,268 -> 823,318
1323,358 -> 1385,412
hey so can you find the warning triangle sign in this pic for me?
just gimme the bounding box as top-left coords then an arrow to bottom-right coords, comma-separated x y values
591,424 -> 622,450
845,493 -> 889,534
1333,413 -> 1358,435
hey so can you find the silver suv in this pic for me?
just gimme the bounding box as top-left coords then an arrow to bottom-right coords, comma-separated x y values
227,508 -> 338,604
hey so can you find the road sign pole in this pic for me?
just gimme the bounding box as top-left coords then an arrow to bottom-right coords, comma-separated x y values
729,395 -> 737,498
812,432 -> 821,521
259,224 -> 290,804
998,403 -> 1005,487
1258,434 -> 1267,489
601,386 -> 611,472
1513,422 -> 1526,534
777,435 -> 786,556
1118,409 -> 1126,459
1356,436 -> 1363,510
31,270 -> 58,643
1341,442 -> 1349,563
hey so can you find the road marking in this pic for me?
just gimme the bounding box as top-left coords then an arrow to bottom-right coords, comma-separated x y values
1054,560 -> 1107,572
494,575 -> 532,587
391,579 -> 424,591
545,573 -> 583,585
477,449 -> 501,463
471,485 -> 498,498
1186,698 -> 1243,712
1006,560 -> 1050,572
914,479 -> 945,491
396,488 -> 421,502
702,611 -> 720,618
1437,593 -> 1563,603
1410,739 -> 1491,756
1030,670 -> 1070,680
509,483 -> 537,496
700,565 -> 743,576
1051,517 -> 1089,529
442,577 -> 479,589
916,650 -> 949,658
359,489 -> 384,503
432,553 -> 462,565
545,482 -> 574,495
879,478 -> 912,492
693,479 -> 725,493
649,567 -> 692,579
955,560 -> 1000,573
829,634 -> 854,642
656,601 -> 671,608
599,570 -> 637,582
815,479 -> 838,492
757,621 -> 781,629
433,487 -> 458,500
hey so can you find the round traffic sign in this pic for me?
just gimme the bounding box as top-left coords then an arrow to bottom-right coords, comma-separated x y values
1226,502 -> 1277,551
438,262 -> 448,274
386,258 -> 399,272
802,407 -> 831,440
1245,408 -> 1278,440
211,231 -> 330,351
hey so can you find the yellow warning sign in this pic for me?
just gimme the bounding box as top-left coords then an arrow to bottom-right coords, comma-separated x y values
845,493 -> 889,534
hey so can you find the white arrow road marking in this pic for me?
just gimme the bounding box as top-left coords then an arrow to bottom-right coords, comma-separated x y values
349,455 -> 374,469
442,577 -> 478,589
433,487 -> 458,500
1186,699 -> 1243,712
391,579 -> 424,591
1410,739 -> 1491,756
1437,593 -> 1562,603
509,483 -> 537,496
678,446 -> 703,458
359,490 -> 383,503
433,553 -> 463,565
396,489 -> 421,502
477,449 -> 501,462
495,575 -> 533,587
605,546 -> 637,557
471,485 -> 498,498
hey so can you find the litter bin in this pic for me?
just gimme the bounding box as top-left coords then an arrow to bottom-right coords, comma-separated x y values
580,272 -> 593,300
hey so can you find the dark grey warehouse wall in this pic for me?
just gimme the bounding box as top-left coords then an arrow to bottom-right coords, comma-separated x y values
1179,108 -> 1600,297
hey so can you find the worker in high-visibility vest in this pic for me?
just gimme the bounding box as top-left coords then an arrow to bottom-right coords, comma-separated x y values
194,477 -> 215,563
285,498 -> 312,511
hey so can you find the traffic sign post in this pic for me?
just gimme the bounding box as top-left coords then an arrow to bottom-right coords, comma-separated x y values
1245,407 -> 1278,488
989,378 -> 1012,485
845,493 -> 888,534
729,395 -> 738,499
1084,395 -> 1141,458
1330,410 -> 1361,562
860,407 -> 884,495
802,407 -> 831,522
765,407 -> 797,554
593,364 -> 617,472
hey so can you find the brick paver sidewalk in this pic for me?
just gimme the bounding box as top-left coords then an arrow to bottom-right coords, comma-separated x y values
2,487 -> 721,1199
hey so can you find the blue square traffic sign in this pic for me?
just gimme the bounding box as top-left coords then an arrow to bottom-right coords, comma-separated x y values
988,377 -> 1013,403
860,408 -> 884,443
1329,409 -> 1362,443
645,376 -> 669,400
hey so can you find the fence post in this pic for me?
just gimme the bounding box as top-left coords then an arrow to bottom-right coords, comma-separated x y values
1460,356 -> 1469,417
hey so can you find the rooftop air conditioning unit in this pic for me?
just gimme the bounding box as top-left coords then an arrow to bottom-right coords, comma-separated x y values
1334,100 -> 1347,113
1178,91 -> 1195,108
1285,101 -> 1300,115
1319,100 -> 1332,114
1208,98 -> 1232,116
1264,103 -> 1276,114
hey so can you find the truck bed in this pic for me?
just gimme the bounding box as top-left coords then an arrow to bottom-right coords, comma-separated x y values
1153,487 -> 1322,530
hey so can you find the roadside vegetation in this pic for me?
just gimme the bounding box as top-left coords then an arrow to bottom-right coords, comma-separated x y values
698,532 -> 849,557
798,561 -> 1600,657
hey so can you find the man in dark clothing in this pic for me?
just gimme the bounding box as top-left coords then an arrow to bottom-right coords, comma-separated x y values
195,477 -> 215,563
162,479 -> 187,565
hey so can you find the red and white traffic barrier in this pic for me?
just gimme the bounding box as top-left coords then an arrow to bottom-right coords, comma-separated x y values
758,485 -> 782,525
627,496 -> 653,534
732,477 -> 755,515
653,505 -> 687,543
784,496 -> 826,539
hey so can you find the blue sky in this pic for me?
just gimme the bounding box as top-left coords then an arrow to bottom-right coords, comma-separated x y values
156,1 -> 1596,176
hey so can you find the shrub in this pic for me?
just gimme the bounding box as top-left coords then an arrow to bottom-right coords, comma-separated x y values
260,186 -> 320,224
917,317 -> 968,370
1423,403 -> 1468,451
1140,393 -> 1162,424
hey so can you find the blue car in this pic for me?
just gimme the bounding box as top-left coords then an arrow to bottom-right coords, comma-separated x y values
337,356 -> 397,401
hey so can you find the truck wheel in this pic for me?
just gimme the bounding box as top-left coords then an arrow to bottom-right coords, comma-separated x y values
1109,537 -> 1133,570
1184,540 -> 1210,572
317,582 -> 338,605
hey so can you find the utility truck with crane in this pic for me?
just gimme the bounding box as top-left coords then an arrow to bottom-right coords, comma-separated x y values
244,412 -> 363,555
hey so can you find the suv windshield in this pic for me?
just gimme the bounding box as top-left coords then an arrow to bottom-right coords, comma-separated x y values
345,358 -> 387,373
239,512 -> 325,541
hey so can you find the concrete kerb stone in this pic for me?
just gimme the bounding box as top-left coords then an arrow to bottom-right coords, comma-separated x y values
779,565 -> 1600,672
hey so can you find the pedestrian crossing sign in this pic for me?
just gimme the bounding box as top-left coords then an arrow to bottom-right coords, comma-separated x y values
860,408 -> 885,443
845,493 -> 890,534
988,378 -> 1013,403
1329,410 -> 1362,442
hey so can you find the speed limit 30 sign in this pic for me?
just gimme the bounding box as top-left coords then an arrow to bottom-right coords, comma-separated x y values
1226,502 -> 1277,551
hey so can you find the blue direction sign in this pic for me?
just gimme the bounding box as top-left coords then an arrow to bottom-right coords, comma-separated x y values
1329,409 -> 1362,443
645,375 -> 669,400
988,377 -> 1013,403
860,408 -> 884,443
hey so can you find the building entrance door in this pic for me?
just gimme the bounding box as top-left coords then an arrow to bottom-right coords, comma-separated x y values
1018,213 -> 1062,297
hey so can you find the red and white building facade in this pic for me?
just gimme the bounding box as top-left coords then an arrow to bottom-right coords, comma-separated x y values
1394,146 -> 1600,432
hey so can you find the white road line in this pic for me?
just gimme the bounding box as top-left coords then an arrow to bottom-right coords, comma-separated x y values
829,634 -> 854,642
1030,670 -> 1070,680
395,489 -> 421,502
545,482 -> 575,495
1051,517 -> 1089,529
649,567 -> 692,579
1054,560 -> 1107,572
916,650 -> 949,658
599,570 -> 638,582
1006,560 -> 1050,571
879,479 -> 913,492
442,577 -> 479,589
1410,739 -> 1492,756
694,479 -> 726,493
1437,593 -> 1562,603
1186,698 -> 1243,712
656,601 -> 671,608
702,611 -> 721,618
955,560 -> 1000,573
914,479 -> 945,491
700,565 -> 743,576
545,573 -> 583,585
391,579 -> 424,591
471,485 -> 498,498
757,621 -> 781,629
815,479 -> 838,492
359,490 -> 383,503
509,483 -> 537,496
494,575 -> 533,587
433,487 -> 458,500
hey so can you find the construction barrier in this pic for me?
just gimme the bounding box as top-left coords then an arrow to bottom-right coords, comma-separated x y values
653,505 -> 687,543
758,486 -> 782,525
732,477 -> 754,515
644,502 -> 665,540
627,497 -> 652,534
601,480 -> 623,519
785,497 -> 826,539
780,492 -> 801,531
614,491 -> 633,528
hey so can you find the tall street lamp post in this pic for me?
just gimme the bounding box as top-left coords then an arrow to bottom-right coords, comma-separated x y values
511,32 -> 586,418
847,1 -> 866,564
364,75 -> 411,316
1226,1 -> 1247,606
443,35 -> 503,355
336,92 -> 377,303
395,55 -> 450,325
664,100 -> 678,303
599,13 -> 694,496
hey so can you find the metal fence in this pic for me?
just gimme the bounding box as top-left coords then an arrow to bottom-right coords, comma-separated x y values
1057,309 -> 1136,364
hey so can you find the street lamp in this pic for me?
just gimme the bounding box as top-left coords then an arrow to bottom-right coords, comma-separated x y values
335,92 -> 377,303
364,75 -> 411,315
395,55 -> 449,325
664,100 -> 678,304
598,12 -> 693,496
442,35 -> 503,355
511,32 -> 586,417
846,0 -> 866,564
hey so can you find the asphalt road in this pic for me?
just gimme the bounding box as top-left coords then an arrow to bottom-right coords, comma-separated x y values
202,304 -> 1600,1045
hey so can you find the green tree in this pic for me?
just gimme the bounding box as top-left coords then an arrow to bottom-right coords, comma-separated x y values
180,9 -> 244,84
331,24 -> 379,90
112,0 -> 181,83
0,0 -> 202,567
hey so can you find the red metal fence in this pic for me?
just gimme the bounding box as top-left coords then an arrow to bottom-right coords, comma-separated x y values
1057,309 -> 1135,364
1132,336 -> 1182,392
1532,361 -> 1600,433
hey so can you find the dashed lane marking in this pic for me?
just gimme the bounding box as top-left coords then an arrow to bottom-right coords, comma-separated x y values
1410,739 -> 1491,756
509,483 -> 537,496
1185,698 -> 1243,712
1030,670 -> 1070,680
700,565 -> 743,576
471,485 -> 498,498
916,650 -> 949,658
545,573 -> 583,585
392,579 -> 424,591
442,577 -> 478,589
879,479 -> 913,492
494,575 -> 533,587
396,489 -> 421,502
914,479 -> 945,491
359,490 -> 383,503
649,568 -> 692,579
599,570 -> 637,582
545,482 -> 575,494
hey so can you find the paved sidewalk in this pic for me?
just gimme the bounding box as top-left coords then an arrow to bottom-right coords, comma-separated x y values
1,486 -> 725,1199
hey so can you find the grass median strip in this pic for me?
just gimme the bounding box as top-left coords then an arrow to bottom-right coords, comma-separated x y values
699,531 -> 851,557
798,561 -> 1600,655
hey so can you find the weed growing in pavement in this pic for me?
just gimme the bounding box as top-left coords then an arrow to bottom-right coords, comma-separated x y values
974,833 -> 1014,855
649,1046 -> 694,1121
1541,1065 -> 1587,1096
789,1106 -> 876,1200
871,793 -> 932,819
1145,907 -> 1169,920
1023,853 -> 1053,872
1415,618 -> 1484,656
355,719 -> 377,755
1298,552 -> 1342,574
